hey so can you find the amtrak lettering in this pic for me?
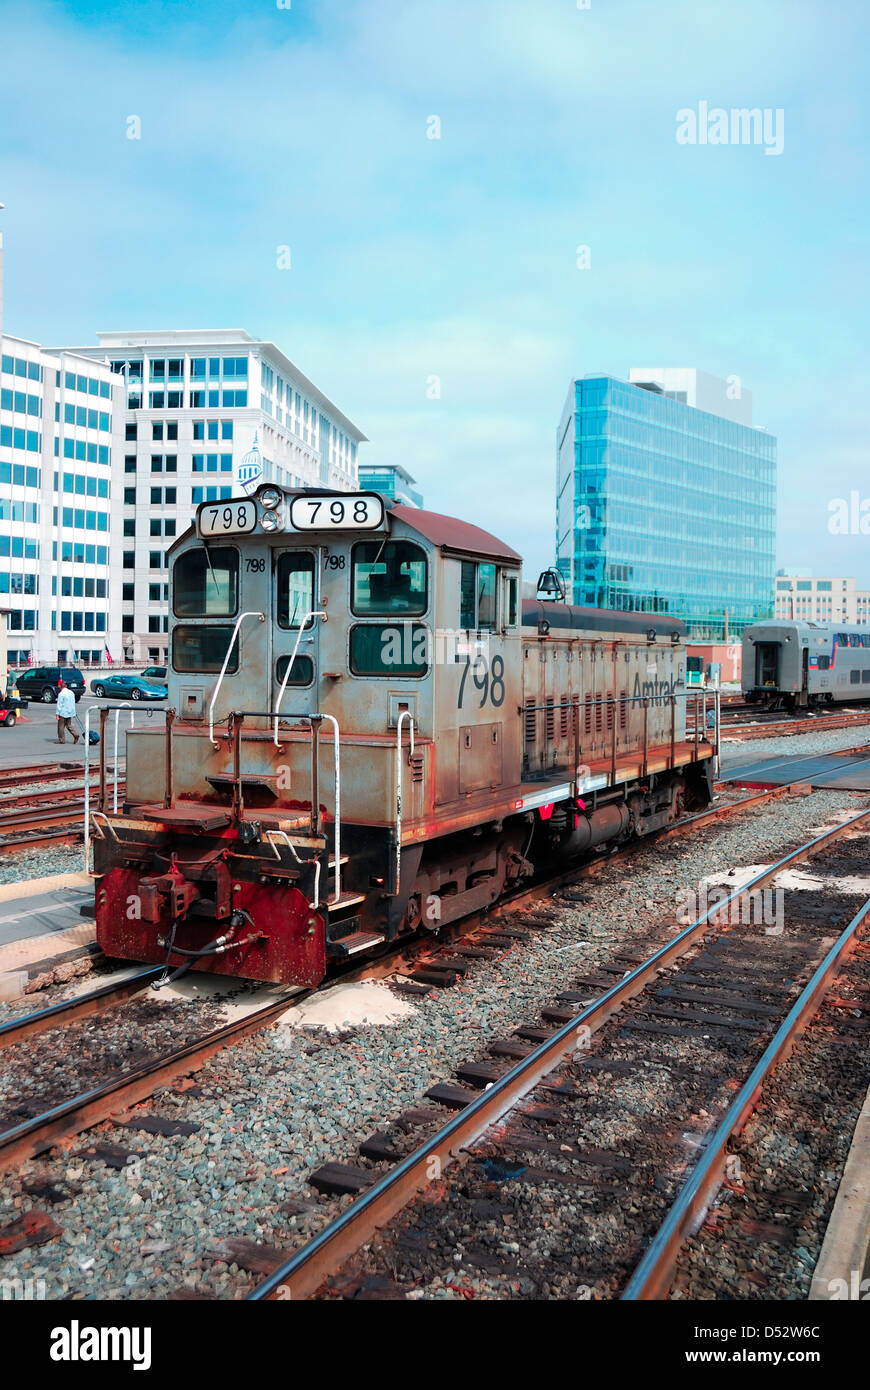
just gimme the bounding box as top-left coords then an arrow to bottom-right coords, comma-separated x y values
632,672 -> 677,707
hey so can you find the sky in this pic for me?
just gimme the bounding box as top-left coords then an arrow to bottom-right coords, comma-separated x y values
0,0 -> 868,582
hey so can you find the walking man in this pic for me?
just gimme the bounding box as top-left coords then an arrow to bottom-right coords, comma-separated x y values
56,683 -> 79,744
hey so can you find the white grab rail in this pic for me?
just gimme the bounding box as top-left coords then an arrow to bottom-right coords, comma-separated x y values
208,611 -> 266,747
394,711 -> 415,897
83,702 -> 136,870
266,828 -> 322,911
319,713 -> 342,904
273,610 -> 326,748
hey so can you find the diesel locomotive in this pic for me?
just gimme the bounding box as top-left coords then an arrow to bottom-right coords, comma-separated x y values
743,620 -> 870,709
89,485 -> 718,986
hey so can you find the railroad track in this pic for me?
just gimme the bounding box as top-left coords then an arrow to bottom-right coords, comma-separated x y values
718,710 -> 870,741
0,780 -> 125,852
0,763 -> 90,792
244,807 -> 870,1301
0,781 -> 799,1196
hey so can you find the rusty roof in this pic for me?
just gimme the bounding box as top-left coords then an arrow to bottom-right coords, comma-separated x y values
390,504 -> 522,564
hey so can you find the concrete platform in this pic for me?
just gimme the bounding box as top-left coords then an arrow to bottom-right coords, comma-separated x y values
0,878 -> 95,950
810,1079 -> 870,1299
721,748 -> 870,791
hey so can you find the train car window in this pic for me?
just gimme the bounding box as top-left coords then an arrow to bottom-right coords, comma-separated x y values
351,541 -> 427,616
173,547 -> 238,617
349,623 -> 428,676
863,670 -> 870,683
851,669 -> 861,684
818,656 -> 830,669
172,624 -> 239,673
276,653 -> 314,686
276,551 -> 316,628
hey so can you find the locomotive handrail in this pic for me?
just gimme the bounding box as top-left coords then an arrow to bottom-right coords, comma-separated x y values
518,690 -> 717,795
319,712 -> 342,903
208,610 -> 266,747
394,711 -> 415,897
266,828 -> 322,910
84,701 -> 138,870
222,706 -> 341,901
273,609 -> 327,748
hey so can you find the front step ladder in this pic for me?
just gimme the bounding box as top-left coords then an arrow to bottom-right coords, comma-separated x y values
326,929 -> 386,959
327,890 -> 367,913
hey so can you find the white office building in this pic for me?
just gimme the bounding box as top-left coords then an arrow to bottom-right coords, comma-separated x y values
54,329 -> 367,665
0,333 -> 125,668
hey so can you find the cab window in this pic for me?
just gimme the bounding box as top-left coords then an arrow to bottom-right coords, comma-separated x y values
350,623 -> 428,677
173,624 -> 239,673
276,653 -> 314,686
277,551 -> 316,629
505,573 -> 518,627
460,560 -> 496,631
351,541 -> 427,616
173,547 -> 238,617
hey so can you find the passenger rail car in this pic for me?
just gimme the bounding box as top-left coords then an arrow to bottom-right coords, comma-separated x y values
90,485 -> 718,986
743,620 -> 870,709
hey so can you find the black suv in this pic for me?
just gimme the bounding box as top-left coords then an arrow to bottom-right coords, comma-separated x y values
15,666 -> 86,704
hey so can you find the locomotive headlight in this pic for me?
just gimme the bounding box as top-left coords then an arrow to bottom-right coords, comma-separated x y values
260,510 -> 284,532
259,487 -> 282,510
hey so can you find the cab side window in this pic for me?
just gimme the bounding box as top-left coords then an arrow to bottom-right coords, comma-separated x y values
460,560 -> 497,631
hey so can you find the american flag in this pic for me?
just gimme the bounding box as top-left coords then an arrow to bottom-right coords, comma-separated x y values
104,645 -> 114,666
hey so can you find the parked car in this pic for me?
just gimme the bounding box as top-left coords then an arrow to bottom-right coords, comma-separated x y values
140,666 -> 168,685
15,666 -> 86,704
90,673 -> 168,702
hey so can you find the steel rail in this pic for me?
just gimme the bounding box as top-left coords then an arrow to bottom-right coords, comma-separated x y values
0,763 -> 88,790
622,891 -> 870,1300
0,966 -> 160,1052
0,990 -> 302,1176
724,711 -> 870,741
247,805 -> 870,1301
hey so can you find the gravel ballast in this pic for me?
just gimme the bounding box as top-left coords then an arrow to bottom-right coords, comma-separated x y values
0,786 -> 864,1300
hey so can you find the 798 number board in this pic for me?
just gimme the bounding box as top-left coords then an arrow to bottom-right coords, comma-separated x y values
289,493 -> 384,531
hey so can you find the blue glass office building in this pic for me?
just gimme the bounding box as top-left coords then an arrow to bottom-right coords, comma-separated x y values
556,376 -> 776,640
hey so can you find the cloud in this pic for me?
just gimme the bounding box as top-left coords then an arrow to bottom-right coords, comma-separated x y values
1,0 -> 869,585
